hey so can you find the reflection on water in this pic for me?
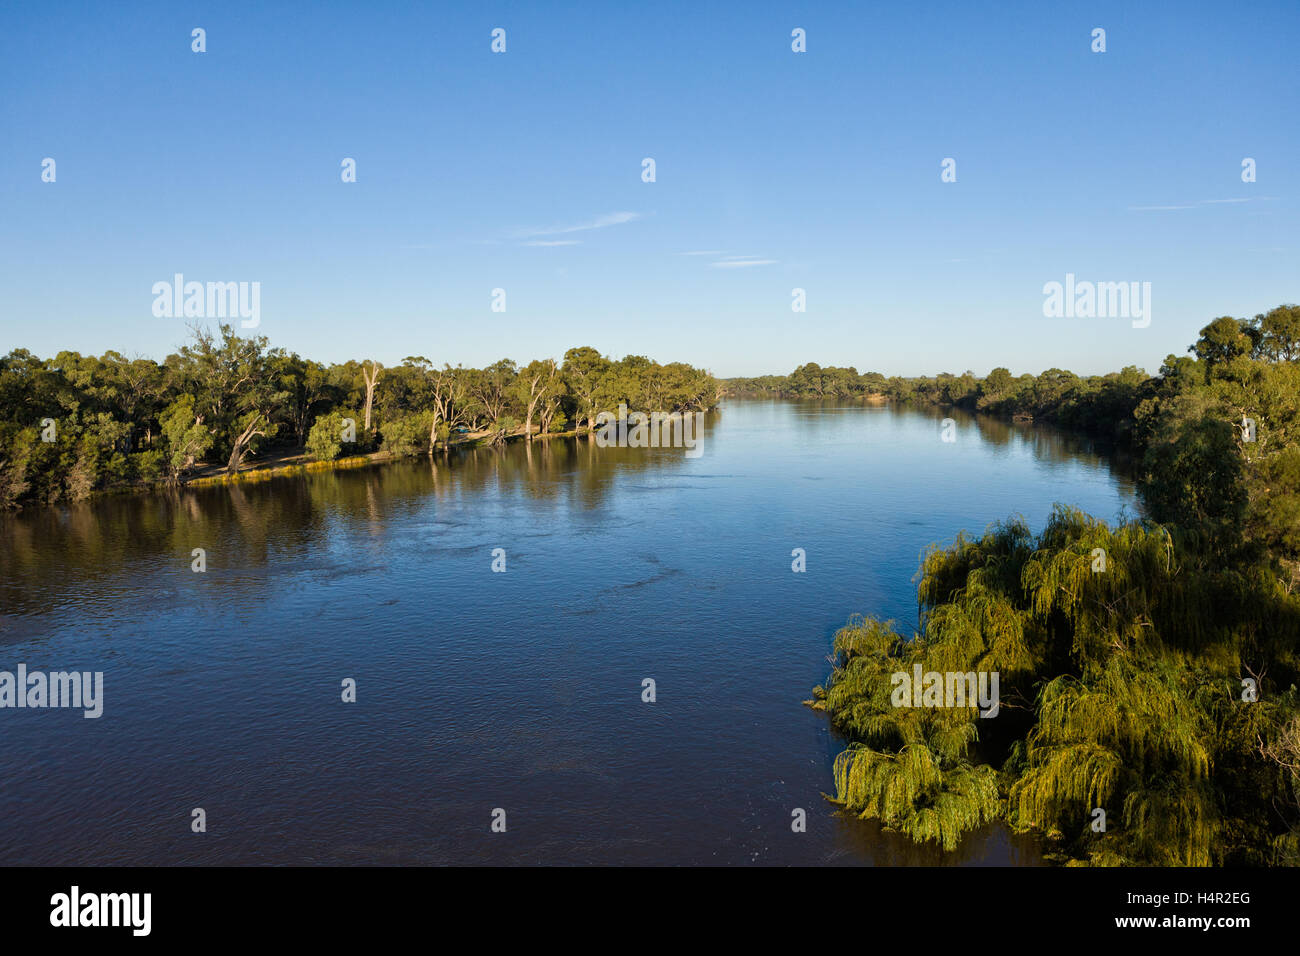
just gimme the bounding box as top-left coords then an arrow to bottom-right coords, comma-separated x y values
0,401 -> 1133,864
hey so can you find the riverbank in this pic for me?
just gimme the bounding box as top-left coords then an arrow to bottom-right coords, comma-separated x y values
121,424 -> 590,496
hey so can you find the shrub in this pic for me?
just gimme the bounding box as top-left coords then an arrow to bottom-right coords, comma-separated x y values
306,411 -> 351,461
380,412 -> 431,458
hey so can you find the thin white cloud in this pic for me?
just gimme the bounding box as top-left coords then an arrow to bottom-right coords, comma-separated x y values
1129,197 -> 1271,212
514,211 -> 639,239
710,256 -> 777,268
524,240 -> 582,247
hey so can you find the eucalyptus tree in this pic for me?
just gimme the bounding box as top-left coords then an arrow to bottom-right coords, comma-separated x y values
1191,316 -> 1255,377
273,352 -> 334,445
426,364 -> 469,451
159,395 -> 213,481
105,352 -> 167,447
538,383 -> 567,435
361,360 -> 383,433
176,323 -> 287,475
562,346 -> 610,430
470,359 -> 518,435
1255,305 -> 1300,362
516,358 -> 560,439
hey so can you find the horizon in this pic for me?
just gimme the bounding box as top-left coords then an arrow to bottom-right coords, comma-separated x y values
0,313 -> 1180,382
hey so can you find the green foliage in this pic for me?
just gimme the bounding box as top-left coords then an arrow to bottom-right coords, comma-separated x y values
727,363 -> 1154,441
1138,407 -> 1246,544
131,448 -> 166,483
0,334 -> 718,506
813,507 -> 1300,865
729,363 -> 883,400
305,410 -> 351,462
1254,446 -> 1300,557
807,305 -> 1300,864
379,412 -> 432,457
1256,305 -> 1300,362
160,395 -> 214,481
546,407 -> 568,433
1190,315 -> 1255,374
0,424 -> 36,508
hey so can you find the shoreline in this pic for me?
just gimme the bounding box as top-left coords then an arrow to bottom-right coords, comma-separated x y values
188,425 -> 590,488
13,424 -> 593,507
2,401 -> 1130,510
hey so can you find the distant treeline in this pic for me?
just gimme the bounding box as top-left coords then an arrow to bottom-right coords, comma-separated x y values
727,364 -> 1153,444
726,304 -> 1300,447
0,326 -> 720,508
808,304 -> 1300,866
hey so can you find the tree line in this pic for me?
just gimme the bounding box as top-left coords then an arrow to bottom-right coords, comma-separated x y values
729,305 -> 1300,445
807,304 -> 1300,865
0,326 -> 720,508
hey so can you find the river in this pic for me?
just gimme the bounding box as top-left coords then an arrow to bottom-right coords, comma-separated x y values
0,400 -> 1136,864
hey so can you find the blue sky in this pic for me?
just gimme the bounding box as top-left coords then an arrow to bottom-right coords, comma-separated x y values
1,0 -> 1296,377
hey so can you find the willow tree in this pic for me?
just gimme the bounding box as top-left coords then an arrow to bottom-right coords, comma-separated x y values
809,506 -> 1300,865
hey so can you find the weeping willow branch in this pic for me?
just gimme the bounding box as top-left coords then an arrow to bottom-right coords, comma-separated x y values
809,505 -> 1300,865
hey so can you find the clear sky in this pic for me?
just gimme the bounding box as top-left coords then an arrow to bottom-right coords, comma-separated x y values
1,0 -> 1296,378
